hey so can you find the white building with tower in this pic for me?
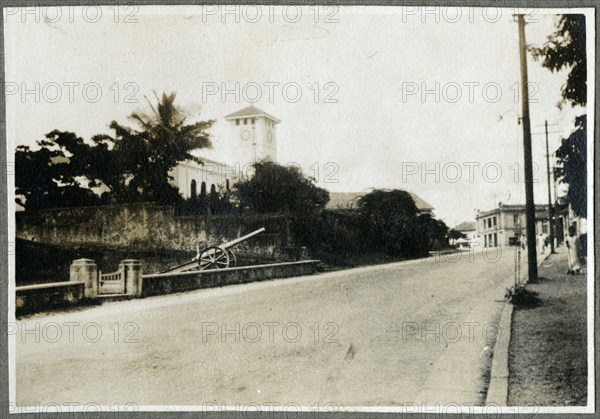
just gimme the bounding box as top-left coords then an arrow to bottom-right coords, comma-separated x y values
169,105 -> 280,200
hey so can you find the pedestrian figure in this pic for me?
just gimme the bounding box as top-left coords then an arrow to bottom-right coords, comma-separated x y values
577,233 -> 587,274
537,233 -> 546,254
565,226 -> 581,275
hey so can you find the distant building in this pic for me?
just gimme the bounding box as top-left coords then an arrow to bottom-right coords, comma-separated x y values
325,191 -> 435,216
454,221 -> 477,246
169,105 -> 280,200
475,203 -> 550,247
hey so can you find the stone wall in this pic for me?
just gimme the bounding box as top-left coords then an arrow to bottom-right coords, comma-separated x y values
16,282 -> 85,315
16,203 -> 292,255
141,260 -> 320,297
15,260 -> 321,315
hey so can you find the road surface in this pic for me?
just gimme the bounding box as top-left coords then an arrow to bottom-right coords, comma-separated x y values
15,247 -> 517,409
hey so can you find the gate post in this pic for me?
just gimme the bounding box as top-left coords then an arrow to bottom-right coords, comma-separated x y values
121,259 -> 142,296
70,259 -> 98,298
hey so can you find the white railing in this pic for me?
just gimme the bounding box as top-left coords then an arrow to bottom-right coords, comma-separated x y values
100,269 -> 123,282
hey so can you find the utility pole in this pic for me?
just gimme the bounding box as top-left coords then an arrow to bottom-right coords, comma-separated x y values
517,14 -> 538,281
544,120 -> 555,253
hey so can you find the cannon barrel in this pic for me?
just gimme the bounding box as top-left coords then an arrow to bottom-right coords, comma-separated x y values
220,227 -> 266,250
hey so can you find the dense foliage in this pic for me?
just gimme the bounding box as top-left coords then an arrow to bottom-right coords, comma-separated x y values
554,115 -> 587,218
448,229 -> 467,241
15,92 -> 214,209
530,14 -> 587,217
530,15 -> 586,108
15,131 -> 103,209
235,161 -> 330,214
354,189 -> 448,257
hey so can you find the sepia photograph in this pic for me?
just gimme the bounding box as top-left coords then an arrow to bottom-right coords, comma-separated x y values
3,3 -> 595,415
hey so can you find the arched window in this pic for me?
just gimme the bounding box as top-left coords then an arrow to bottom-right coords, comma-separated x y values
191,180 -> 197,199
210,184 -> 217,195
226,179 -> 230,191
200,181 -> 207,197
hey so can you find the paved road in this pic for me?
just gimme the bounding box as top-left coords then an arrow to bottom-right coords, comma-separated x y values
16,247 -> 517,408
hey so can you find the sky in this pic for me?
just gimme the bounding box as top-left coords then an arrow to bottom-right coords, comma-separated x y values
4,6 -> 593,226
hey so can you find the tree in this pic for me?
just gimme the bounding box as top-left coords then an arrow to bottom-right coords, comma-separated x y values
448,229 -> 467,241
100,92 -> 215,204
356,189 -> 451,257
235,161 -> 329,213
15,131 -> 101,209
529,15 -> 586,108
357,189 -> 417,238
417,214 -> 449,251
555,115 -> 586,217
15,92 -> 215,209
357,189 -> 423,256
530,14 -> 587,217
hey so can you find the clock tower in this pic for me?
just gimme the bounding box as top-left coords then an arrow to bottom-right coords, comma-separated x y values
224,106 -> 280,168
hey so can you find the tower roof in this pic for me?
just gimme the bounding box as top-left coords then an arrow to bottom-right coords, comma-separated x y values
224,106 -> 281,123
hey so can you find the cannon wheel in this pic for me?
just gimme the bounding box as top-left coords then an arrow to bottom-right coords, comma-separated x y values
226,249 -> 237,268
198,246 -> 230,270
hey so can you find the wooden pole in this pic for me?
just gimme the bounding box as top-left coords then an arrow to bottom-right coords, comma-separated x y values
517,15 -> 538,281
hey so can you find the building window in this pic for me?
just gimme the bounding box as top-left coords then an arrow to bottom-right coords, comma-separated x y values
200,181 -> 206,197
542,223 -> 548,234
494,233 -> 498,247
493,216 -> 497,226
236,119 -> 239,126
484,235 -> 487,247
251,118 -> 255,124
191,179 -> 197,199
244,118 -> 247,125
226,179 -> 230,191
210,184 -> 216,195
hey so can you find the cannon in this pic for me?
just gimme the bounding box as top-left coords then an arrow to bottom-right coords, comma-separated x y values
193,227 -> 266,270
161,228 -> 266,273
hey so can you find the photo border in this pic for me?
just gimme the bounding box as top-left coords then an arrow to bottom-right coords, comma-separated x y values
1,0 -> 597,417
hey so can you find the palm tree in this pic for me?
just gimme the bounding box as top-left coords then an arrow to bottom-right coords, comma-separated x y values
110,92 -> 215,203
